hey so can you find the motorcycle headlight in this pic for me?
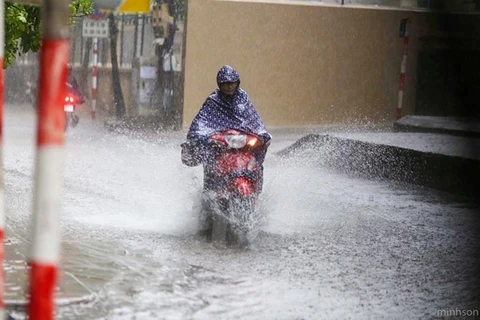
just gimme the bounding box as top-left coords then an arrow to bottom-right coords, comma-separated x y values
247,137 -> 258,147
225,135 -> 247,148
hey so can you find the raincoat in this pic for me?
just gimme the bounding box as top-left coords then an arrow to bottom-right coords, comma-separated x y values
187,66 -> 271,145
183,65 -> 271,193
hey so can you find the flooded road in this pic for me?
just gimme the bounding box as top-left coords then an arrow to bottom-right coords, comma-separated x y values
4,105 -> 479,319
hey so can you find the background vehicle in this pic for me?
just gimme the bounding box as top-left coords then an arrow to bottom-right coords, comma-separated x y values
64,94 -> 79,131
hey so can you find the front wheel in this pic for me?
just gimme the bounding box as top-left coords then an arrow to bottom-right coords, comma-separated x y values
64,113 -> 71,132
225,195 -> 256,247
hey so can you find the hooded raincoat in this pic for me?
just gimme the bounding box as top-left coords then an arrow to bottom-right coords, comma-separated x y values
187,66 -> 271,145
184,66 -> 271,194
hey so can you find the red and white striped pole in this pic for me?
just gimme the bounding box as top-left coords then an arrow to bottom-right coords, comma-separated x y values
91,37 -> 98,120
0,0 -> 5,318
27,0 -> 70,319
397,19 -> 409,120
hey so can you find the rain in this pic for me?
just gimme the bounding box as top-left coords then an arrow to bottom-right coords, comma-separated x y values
2,106 -> 477,319
2,0 -> 480,319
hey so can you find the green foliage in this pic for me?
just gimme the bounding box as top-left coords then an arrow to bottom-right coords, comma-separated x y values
69,0 -> 94,21
3,0 -> 94,68
4,3 -> 40,67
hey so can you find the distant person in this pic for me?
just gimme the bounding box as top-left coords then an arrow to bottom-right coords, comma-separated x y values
66,67 -> 85,104
28,67 -> 85,109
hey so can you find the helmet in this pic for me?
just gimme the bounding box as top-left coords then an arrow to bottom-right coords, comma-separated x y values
216,65 -> 240,86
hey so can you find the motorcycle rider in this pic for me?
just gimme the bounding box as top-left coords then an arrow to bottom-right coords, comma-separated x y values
65,67 -> 85,127
186,65 -> 271,177
66,67 -> 86,103
28,68 -> 85,123
184,65 -> 271,234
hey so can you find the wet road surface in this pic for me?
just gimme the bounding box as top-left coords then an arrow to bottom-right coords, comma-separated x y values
4,105 -> 479,319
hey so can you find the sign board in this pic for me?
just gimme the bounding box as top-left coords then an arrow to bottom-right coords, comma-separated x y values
90,8 -> 107,20
140,66 -> 156,79
92,0 -> 151,13
82,18 -> 109,38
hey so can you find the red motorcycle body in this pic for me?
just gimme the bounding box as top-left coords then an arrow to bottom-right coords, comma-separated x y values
182,129 -> 266,246
210,130 -> 261,199
64,94 -> 78,131
208,130 -> 263,246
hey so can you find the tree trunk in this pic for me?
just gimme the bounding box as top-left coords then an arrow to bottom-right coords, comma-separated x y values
80,37 -> 92,96
109,13 -> 126,119
156,0 -> 177,127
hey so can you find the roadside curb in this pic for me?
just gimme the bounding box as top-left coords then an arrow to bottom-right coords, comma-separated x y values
394,115 -> 480,137
277,133 -> 480,198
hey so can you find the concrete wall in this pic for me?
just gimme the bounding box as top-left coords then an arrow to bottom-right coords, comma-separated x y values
183,0 -> 442,128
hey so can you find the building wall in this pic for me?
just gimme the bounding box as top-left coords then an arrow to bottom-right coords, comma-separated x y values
183,0 -> 441,127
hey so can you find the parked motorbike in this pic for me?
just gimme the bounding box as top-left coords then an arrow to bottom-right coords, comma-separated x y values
182,129 -> 267,247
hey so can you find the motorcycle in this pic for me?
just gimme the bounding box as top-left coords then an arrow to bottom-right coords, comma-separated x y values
63,94 -> 80,131
182,130 -> 268,247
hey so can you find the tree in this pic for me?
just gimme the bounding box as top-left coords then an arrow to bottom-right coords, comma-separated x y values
4,0 -> 94,68
154,0 -> 184,128
108,12 -> 125,119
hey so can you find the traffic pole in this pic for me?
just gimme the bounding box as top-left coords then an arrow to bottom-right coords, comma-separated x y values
0,0 -> 5,318
27,0 -> 70,319
91,37 -> 98,120
140,14 -> 145,56
397,19 -> 409,120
